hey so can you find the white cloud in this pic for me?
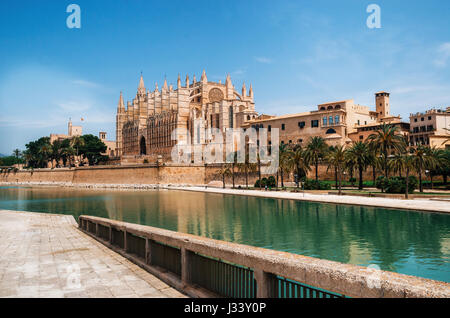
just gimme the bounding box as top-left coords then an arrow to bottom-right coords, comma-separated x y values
255,57 -> 272,64
71,79 -> 102,88
434,42 -> 450,67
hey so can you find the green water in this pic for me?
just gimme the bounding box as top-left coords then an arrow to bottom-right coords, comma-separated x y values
1,186 -> 449,282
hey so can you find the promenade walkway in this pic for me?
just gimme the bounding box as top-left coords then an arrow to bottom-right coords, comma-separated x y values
0,210 -> 186,298
169,186 -> 450,214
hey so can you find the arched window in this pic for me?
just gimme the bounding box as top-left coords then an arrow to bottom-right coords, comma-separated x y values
329,116 -> 333,125
335,105 -> 341,110
320,107 -> 326,111
327,106 -> 333,110
229,106 -> 234,128
326,128 -> 336,134
247,115 -> 250,121
323,117 -> 327,126
140,136 -> 147,155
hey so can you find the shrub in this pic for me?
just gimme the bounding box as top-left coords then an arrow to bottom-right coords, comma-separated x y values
376,176 -> 418,194
267,176 -> 276,188
303,179 -> 331,190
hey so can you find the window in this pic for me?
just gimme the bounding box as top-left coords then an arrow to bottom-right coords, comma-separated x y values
329,116 -> 333,125
414,118 -> 418,122
268,125 -> 271,132
421,117 -> 424,121
289,140 -> 292,144
260,124 -> 264,129
281,124 -> 285,130
335,115 -> 340,124
311,120 -> 319,128
359,136 -> 364,140
298,139 -> 303,143
323,117 -> 327,126
357,120 -> 360,125
229,107 -> 234,128
326,128 -> 336,134
281,140 -> 284,144
428,116 -> 432,120
298,121 -> 305,128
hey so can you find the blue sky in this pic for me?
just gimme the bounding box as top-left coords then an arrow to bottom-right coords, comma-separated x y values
1,0 -> 450,155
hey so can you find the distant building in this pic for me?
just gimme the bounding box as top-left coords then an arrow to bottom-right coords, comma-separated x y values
50,120 -> 118,156
99,132 -> 118,157
409,107 -> 450,149
243,91 -> 400,147
50,119 -> 82,144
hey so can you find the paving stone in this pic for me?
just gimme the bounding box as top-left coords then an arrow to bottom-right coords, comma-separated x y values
0,210 -> 186,298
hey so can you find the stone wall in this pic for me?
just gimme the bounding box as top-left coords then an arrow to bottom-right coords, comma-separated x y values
0,163 -> 440,186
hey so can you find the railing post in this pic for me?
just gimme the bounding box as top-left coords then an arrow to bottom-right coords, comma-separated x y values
95,222 -> 99,237
254,269 -> 276,298
124,230 -> 127,251
145,238 -> 150,264
181,247 -> 193,286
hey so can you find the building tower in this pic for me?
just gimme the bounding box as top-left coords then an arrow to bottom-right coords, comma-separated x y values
375,91 -> 390,119
116,91 -> 125,156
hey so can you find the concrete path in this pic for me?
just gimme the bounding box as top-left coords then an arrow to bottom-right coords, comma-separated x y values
0,210 -> 187,298
168,186 -> 450,214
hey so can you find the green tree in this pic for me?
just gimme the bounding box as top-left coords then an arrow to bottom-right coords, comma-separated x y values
24,137 -> 51,168
237,153 -> 257,189
305,136 -> 328,181
218,164 -> 232,189
367,124 -> 404,178
411,145 -> 430,193
292,145 -> 310,188
326,145 -> 346,195
78,134 -> 107,165
346,141 -> 371,190
425,147 -> 445,190
279,144 -> 293,188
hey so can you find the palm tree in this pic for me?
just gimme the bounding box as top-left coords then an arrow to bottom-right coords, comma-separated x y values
389,153 -> 405,178
367,123 -> 404,178
12,149 -> 21,159
425,147 -> 445,190
292,145 -> 310,188
38,144 -> 52,168
279,144 -> 293,188
62,146 -> 75,167
305,136 -> 328,181
70,136 -> 85,164
326,145 -> 346,195
346,141 -> 371,190
218,164 -> 232,189
237,153 -> 257,189
411,145 -> 429,193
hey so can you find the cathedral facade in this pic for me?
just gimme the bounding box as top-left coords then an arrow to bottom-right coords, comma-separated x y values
116,71 -> 258,162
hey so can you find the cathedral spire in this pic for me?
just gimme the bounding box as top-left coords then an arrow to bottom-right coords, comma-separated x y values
118,91 -> 125,111
225,74 -> 232,87
163,78 -> 168,91
193,74 -> 197,84
242,82 -> 247,97
155,82 -> 159,92
185,74 -> 190,87
138,73 -> 145,95
249,84 -> 254,99
177,74 -> 181,89
201,69 -> 207,84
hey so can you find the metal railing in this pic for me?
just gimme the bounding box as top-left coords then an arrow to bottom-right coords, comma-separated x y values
270,276 -> 344,298
78,215 -> 450,298
190,252 -> 257,298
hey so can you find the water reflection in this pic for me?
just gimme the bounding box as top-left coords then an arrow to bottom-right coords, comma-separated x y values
0,186 -> 449,282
